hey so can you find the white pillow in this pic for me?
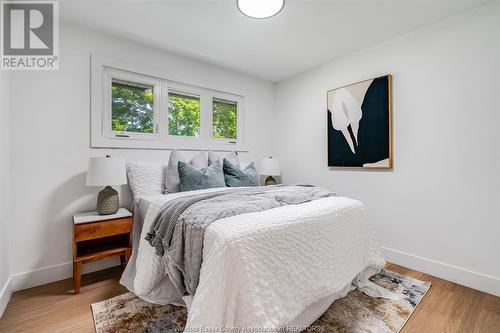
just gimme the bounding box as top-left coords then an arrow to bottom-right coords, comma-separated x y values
208,151 -> 240,169
127,162 -> 166,200
165,150 -> 208,193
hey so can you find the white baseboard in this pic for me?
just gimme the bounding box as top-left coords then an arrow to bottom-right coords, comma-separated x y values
2,247 -> 499,317
0,257 -> 119,317
383,247 -> 500,297
0,276 -> 13,318
9,257 -> 120,292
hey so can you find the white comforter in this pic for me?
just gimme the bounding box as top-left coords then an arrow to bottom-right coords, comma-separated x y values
121,188 -> 385,331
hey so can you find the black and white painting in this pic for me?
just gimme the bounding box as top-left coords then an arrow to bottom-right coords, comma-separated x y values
327,75 -> 392,168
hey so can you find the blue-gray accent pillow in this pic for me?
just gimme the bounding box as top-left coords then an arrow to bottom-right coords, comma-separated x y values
223,159 -> 259,187
178,160 -> 225,192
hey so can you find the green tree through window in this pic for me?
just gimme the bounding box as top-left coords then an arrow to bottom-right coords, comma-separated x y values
111,80 -> 154,133
212,99 -> 237,139
111,79 -> 238,140
168,92 -> 201,137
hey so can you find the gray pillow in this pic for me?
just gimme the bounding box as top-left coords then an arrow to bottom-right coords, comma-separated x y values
208,151 -> 240,169
223,159 -> 259,187
166,150 -> 208,193
178,161 -> 225,192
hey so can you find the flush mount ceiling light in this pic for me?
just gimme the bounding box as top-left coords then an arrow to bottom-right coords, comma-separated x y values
237,0 -> 285,19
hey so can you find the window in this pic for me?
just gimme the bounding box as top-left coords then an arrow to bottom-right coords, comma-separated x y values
111,79 -> 154,134
212,98 -> 237,140
168,91 -> 201,137
91,55 -> 245,150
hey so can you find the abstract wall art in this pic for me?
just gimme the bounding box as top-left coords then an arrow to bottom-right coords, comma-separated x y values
327,74 -> 392,168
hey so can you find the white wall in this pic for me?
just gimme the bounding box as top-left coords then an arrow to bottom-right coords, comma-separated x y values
274,2 -> 500,295
0,71 -> 12,314
7,22 -> 276,290
4,1 -> 500,300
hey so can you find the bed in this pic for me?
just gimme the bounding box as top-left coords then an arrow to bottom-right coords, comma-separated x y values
120,185 -> 386,331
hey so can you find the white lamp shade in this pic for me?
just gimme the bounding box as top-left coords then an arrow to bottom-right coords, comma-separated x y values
86,157 -> 127,186
260,157 -> 281,176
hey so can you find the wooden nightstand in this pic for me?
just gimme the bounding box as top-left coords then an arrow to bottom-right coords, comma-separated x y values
72,208 -> 133,294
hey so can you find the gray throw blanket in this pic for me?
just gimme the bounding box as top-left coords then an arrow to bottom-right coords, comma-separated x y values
145,184 -> 335,296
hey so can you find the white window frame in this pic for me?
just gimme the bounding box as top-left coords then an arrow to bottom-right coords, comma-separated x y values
104,68 -> 161,140
90,54 -> 247,151
210,92 -> 243,145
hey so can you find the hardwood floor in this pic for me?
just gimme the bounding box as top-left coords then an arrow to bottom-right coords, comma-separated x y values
0,263 -> 499,332
0,266 -> 126,333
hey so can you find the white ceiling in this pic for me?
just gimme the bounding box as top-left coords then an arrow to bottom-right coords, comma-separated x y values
60,0 -> 488,82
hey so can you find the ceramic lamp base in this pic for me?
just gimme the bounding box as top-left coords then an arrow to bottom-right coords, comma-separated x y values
264,176 -> 277,186
97,186 -> 119,215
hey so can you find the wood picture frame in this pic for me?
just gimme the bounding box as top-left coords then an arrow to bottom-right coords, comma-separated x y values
327,74 -> 393,169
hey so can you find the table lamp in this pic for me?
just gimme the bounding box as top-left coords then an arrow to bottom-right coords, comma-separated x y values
86,155 -> 127,215
260,157 -> 281,186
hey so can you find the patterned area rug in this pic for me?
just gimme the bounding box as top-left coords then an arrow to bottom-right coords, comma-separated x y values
91,269 -> 430,333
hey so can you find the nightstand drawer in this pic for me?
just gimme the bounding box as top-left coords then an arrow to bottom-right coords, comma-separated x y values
74,217 -> 132,242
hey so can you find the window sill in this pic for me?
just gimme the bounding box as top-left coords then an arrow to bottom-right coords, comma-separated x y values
90,135 -> 249,152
